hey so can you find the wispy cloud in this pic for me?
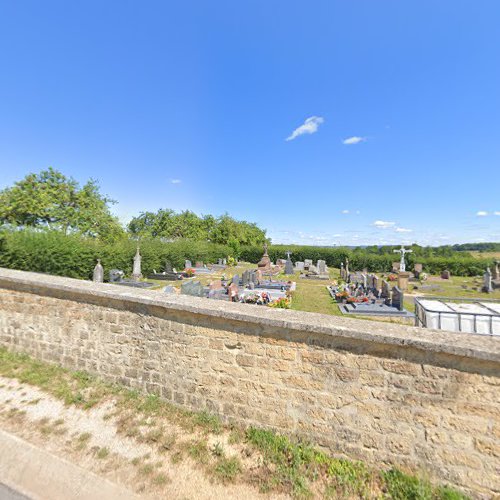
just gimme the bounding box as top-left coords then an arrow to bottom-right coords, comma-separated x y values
286,116 -> 324,141
476,211 -> 488,216
341,209 -> 350,214
373,220 -> 395,228
170,179 -> 182,184
342,136 -> 365,145
494,211 -> 500,216
395,227 -> 412,233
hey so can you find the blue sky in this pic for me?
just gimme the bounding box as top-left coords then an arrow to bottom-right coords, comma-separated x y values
0,0 -> 499,246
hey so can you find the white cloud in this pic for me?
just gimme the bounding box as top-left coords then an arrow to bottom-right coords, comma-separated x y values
373,220 -> 395,228
342,136 -> 365,145
494,211 -> 500,216
395,227 -> 413,233
341,209 -> 350,214
476,211 -> 488,216
286,116 -> 324,141
170,179 -> 182,184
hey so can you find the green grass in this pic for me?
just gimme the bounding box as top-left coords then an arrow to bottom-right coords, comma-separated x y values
213,456 -> 242,483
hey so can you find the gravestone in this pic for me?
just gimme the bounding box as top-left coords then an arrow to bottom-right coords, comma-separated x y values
398,272 -> 410,291
361,274 -> 367,288
222,258 -> 227,265
441,270 -> 451,279
295,262 -> 305,271
195,261 -> 204,268
228,282 -> 239,301
131,247 -> 142,281
304,259 -> 313,270
340,263 -> 345,280
93,259 -> 104,283
381,280 -> 391,301
317,260 -> 327,275
257,243 -> 272,271
232,274 -> 240,286
181,280 -> 205,297
284,251 -> 294,275
414,263 -> 423,279
164,261 -> 173,273
242,270 -> 250,286
392,262 -> 401,273
392,286 -> 404,311
492,261 -> 499,280
163,285 -> 175,294
109,269 -> 125,283
185,260 -> 192,269
372,275 -> 379,290
483,268 -> 493,293
345,258 -> 350,276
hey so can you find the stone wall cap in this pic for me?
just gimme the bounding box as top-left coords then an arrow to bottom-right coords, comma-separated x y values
1,267 -> 499,364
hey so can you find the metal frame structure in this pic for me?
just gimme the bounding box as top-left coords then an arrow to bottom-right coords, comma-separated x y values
414,296 -> 500,336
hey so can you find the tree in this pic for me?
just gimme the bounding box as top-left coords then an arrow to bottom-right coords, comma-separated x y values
0,168 -> 124,241
127,209 -> 268,246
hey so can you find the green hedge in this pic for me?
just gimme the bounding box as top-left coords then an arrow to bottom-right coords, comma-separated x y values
0,231 -> 493,279
241,244 -> 491,277
0,231 -> 231,280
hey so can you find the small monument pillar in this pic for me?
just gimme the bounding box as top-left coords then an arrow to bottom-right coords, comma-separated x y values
284,250 -> 294,275
132,247 -> 143,281
483,268 -> 493,293
93,259 -> 104,283
257,243 -> 272,272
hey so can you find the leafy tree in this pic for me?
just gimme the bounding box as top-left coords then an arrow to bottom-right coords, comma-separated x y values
127,209 -> 268,246
0,168 -> 124,241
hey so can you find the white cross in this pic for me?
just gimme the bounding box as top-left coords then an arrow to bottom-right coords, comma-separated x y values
393,245 -> 412,272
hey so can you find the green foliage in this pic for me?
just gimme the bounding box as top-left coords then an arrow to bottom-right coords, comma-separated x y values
240,244 -> 493,277
127,209 -> 267,246
0,168 -> 124,241
0,230 -> 232,279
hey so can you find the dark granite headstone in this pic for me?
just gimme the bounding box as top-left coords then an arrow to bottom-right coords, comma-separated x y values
392,286 -> 404,311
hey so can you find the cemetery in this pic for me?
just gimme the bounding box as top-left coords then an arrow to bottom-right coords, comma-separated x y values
89,243 -> 500,332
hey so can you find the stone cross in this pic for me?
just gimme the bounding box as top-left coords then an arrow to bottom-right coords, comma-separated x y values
345,258 -> 350,276
132,247 -> 142,281
393,245 -> 412,272
93,259 -> 104,283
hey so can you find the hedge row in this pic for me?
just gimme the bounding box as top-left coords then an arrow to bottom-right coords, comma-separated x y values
0,231 -> 231,280
0,231 -> 493,279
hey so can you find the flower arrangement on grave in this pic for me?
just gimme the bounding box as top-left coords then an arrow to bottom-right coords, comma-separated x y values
268,297 -> 291,309
242,293 -> 260,304
420,272 -> 428,281
184,268 -> 195,277
346,296 -> 358,303
388,273 -> 398,282
335,290 -> 350,301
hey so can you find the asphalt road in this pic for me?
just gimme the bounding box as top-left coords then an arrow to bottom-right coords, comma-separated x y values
0,483 -> 30,500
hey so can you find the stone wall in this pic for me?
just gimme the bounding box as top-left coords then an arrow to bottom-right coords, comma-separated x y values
0,268 -> 498,497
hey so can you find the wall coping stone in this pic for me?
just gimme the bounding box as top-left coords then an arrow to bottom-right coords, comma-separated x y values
1,267 -> 499,364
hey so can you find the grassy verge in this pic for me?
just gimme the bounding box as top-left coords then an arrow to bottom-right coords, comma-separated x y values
0,347 -> 469,499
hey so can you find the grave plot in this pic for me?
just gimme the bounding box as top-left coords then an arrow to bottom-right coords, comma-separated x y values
329,278 -> 414,318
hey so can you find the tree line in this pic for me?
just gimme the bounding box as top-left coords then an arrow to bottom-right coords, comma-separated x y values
0,168 -> 268,246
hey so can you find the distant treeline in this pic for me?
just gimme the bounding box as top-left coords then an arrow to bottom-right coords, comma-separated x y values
0,231 -> 495,279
